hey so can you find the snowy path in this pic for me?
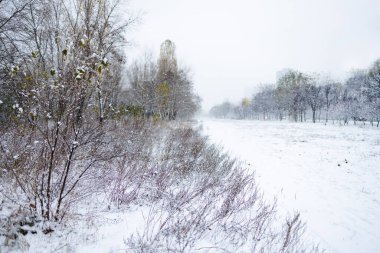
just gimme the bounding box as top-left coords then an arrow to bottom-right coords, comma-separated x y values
200,118 -> 380,253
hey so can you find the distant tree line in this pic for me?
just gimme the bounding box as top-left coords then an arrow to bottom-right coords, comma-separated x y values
210,60 -> 380,126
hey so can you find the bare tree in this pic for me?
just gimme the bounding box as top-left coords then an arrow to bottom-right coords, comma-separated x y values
0,0 -> 136,221
365,59 -> 380,126
307,78 -> 323,123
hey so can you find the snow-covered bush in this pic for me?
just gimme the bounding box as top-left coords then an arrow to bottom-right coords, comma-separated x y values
0,118 -> 321,252
105,123 -> 321,253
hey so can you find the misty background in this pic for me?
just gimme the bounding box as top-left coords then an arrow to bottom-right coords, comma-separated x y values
126,0 -> 380,110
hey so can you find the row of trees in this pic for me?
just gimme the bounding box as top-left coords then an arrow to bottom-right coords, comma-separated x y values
0,3 -> 200,125
123,40 -> 201,120
210,60 -> 380,126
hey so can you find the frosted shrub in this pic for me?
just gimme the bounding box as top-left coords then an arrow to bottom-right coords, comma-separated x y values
111,124 -> 321,253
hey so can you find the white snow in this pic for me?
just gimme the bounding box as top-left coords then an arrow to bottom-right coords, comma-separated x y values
14,201 -> 149,253
200,118 -> 380,253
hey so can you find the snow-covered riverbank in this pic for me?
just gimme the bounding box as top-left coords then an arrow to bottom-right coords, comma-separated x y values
201,118 -> 380,253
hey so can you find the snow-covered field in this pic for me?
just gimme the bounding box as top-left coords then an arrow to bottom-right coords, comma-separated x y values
200,118 -> 380,253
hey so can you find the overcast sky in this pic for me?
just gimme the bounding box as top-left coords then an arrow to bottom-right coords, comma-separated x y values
124,0 -> 380,111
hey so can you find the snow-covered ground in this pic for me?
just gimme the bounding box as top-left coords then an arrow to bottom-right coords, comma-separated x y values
200,118 -> 380,253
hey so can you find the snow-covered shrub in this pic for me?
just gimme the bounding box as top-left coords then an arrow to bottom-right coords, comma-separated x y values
0,121 -> 129,221
1,118 -> 321,252
106,123 -> 321,253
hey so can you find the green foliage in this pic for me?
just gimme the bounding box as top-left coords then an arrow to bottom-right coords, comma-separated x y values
241,97 -> 251,107
115,104 -> 144,119
156,82 -> 170,97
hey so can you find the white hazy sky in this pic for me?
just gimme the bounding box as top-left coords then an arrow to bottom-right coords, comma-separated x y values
123,0 -> 380,110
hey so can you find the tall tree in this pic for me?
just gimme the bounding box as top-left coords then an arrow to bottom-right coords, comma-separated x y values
125,40 -> 200,120
307,81 -> 322,123
365,59 -> 380,126
276,70 -> 310,122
